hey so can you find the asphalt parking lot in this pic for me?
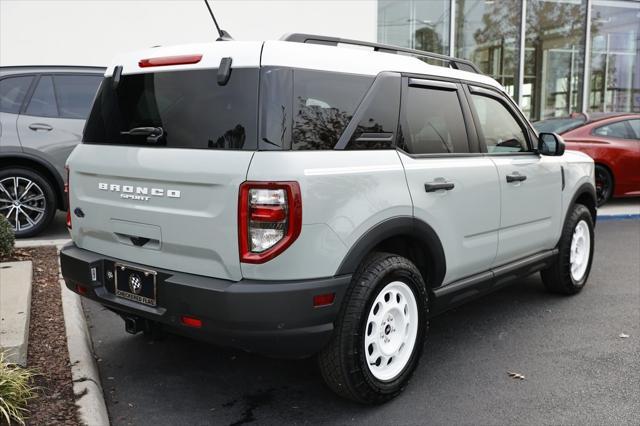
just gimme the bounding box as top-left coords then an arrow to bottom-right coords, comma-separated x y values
82,219 -> 640,426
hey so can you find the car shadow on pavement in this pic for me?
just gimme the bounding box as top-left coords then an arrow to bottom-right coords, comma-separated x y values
85,221 -> 640,425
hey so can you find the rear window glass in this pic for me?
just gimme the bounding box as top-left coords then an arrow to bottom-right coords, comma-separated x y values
26,75 -> 58,118
0,76 -> 33,113
292,70 -> 372,150
54,75 -> 102,119
83,68 -> 259,150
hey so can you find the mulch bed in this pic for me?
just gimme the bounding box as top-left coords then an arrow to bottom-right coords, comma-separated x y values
2,246 -> 79,425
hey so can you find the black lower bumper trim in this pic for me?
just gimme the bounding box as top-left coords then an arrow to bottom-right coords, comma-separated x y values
60,243 -> 351,358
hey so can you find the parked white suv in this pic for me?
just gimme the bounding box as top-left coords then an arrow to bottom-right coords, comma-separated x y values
60,34 -> 596,403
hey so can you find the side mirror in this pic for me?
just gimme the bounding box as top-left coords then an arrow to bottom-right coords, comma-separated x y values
537,132 -> 565,156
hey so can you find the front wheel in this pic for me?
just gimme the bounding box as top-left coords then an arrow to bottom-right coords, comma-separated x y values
541,204 -> 594,294
318,253 -> 428,404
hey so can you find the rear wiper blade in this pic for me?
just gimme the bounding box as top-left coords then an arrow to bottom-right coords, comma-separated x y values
120,127 -> 165,144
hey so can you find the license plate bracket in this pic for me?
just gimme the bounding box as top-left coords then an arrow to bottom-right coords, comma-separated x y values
114,263 -> 157,306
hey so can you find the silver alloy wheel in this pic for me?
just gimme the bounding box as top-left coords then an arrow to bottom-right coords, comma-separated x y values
0,176 -> 46,233
569,220 -> 591,282
364,281 -> 419,381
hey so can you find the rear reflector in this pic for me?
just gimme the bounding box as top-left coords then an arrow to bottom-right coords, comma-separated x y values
139,54 -> 203,68
180,315 -> 203,328
313,293 -> 335,307
75,284 -> 87,295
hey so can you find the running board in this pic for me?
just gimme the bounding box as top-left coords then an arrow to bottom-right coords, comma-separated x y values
430,249 -> 558,317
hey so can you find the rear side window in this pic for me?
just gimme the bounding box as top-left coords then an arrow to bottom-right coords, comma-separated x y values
292,70 -> 372,150
628,119 -> 640,139
84,68 -> 259,150
399,86 -> 469,154
54,75 -> 102,119
0,76 -> 33,113
25,75 -> 58,118
593,120 -> 634,139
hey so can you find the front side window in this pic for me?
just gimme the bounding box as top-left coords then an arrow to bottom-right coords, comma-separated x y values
0,76 -> 33,114
84,68 -> 259,150
54,75 -> 102,119
470,93 -> 528,153
292,70 -> 372,150
593,120 -> 634,140
399,86 -> 469,154
25,75 -> 58,118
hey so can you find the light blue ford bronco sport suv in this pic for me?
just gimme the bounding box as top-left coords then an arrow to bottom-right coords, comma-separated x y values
60,34 -> 596,404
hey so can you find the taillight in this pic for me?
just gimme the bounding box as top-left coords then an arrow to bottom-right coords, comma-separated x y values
65,166 -> 71,229
238,182 -> 302,263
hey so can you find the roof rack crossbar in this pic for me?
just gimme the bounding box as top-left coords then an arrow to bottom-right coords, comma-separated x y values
281,33 -> 482,74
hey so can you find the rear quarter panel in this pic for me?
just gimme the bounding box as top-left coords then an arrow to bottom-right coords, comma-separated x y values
244,150 -> 413,280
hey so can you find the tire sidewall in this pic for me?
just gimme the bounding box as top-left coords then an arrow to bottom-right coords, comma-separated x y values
0,167 -> 57,238
357,259 -> 428,395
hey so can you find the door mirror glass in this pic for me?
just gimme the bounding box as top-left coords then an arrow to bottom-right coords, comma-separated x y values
538,132 -> 565,156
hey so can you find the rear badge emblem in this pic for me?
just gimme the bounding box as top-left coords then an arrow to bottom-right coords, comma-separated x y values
129,274 -> 142,295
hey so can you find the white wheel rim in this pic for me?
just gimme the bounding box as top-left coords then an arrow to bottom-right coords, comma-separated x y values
570,220 -> 591,282
364,281 -> 419,382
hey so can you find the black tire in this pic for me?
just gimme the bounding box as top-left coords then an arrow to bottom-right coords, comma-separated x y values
318,252 -> 428,404
595,164 -> 613,206
0,167 -> 57,238
541,204 -> 594,295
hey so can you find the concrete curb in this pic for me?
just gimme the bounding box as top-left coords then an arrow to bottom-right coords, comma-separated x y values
59,270 -> 110,426
0,261 -> 32,366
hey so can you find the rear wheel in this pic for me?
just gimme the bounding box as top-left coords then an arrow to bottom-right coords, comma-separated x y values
594,164 -> 613,206
0,168 -> 57,238
318,252 -> 428,404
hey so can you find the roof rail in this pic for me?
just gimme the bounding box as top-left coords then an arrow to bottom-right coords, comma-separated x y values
281,33 -> 482,74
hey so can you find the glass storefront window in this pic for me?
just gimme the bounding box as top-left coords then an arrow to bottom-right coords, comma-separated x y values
454,0 -> 521,97
589,0 -> 640,113
524,0 -> 586,121
378,0 -> 450,55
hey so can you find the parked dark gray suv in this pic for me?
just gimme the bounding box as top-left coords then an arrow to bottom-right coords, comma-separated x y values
0,66 -> 104,237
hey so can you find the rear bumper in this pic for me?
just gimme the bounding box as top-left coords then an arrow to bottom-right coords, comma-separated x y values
60,243 -> 351,358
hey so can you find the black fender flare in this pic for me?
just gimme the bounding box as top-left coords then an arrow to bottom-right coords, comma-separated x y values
335,216 -> 446,288
0,151 -> 66,210
568,182 -> 597,224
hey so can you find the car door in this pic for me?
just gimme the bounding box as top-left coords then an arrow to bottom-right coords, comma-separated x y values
466,85 -> 562,266
17,73 -> 102,177
397,78 -> 500,285
0,74 -> 34,150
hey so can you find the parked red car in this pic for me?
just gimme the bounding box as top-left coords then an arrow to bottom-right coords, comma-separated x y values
534,113 -> 640,206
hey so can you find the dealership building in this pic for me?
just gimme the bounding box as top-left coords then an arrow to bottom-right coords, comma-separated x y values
2,0 -> 638,122
378,0 -> 640,121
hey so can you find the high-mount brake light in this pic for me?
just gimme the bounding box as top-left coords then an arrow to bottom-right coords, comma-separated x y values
238,182 -> 302,263
65,166 -> 71,229
138,54 -> 203,68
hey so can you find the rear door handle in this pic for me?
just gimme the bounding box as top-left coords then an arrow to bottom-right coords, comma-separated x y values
506,173 -> 527,183
28,123 -> 53,132
424,181 -> 455,192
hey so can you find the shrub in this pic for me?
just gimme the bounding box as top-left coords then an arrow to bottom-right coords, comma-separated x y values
0,352 -> 36,425
0,215 -> 14,259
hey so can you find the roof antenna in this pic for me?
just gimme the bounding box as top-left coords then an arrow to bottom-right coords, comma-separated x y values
204,0 -> 233,41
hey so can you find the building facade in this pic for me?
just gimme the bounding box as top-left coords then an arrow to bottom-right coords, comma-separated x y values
378,0 -> 640,121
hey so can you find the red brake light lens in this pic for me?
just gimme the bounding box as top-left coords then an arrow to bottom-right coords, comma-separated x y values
180,315 -> 202,328
65,166 -> 71,229
239,182 -> 302,263
138,54 -> 202,68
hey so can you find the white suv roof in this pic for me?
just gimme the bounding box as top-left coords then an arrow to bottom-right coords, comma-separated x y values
105,36 -> 504,92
